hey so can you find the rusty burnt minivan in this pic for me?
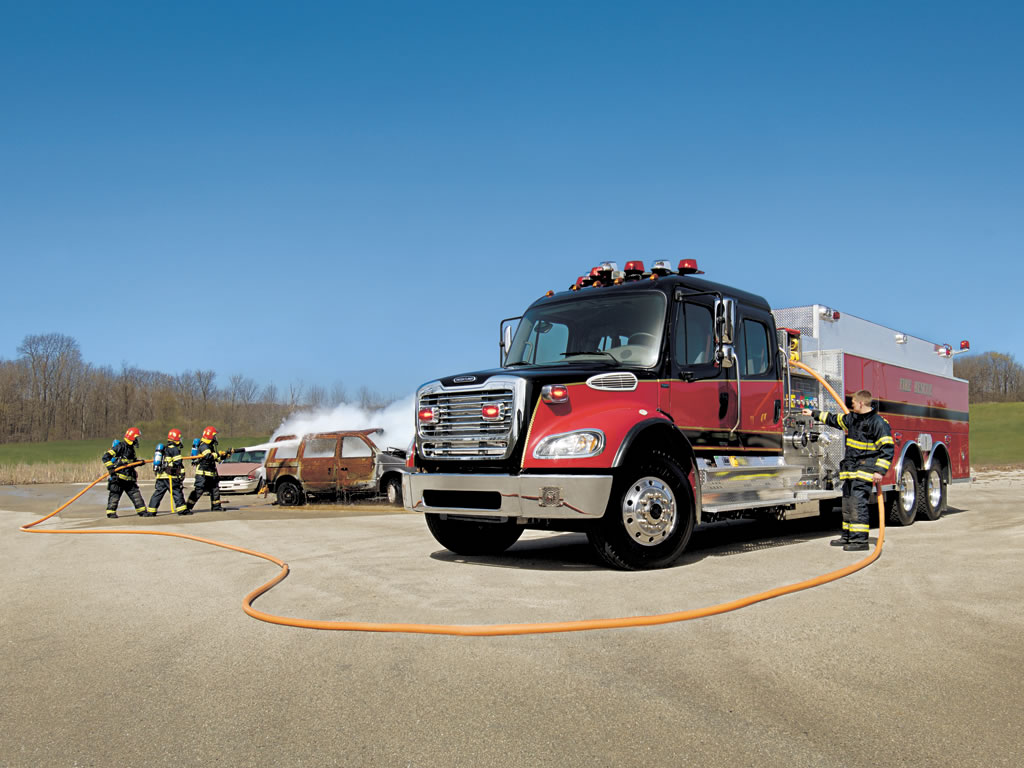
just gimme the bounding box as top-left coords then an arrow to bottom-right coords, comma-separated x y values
264,429 -> 407,506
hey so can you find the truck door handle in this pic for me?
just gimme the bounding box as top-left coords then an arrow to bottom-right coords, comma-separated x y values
718,391 -> 729,420
774,399 -> 782,423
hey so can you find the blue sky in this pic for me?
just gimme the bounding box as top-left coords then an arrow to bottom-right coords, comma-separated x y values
2,0 -> 1022,400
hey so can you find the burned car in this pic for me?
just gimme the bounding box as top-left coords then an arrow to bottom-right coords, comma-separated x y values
264,429 -> 407,506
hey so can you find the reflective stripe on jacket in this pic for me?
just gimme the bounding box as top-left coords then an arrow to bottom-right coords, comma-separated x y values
811,407 -> 894,477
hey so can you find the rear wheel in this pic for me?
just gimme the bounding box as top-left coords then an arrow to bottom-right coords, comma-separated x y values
587,451 -> 695,570
425,514 -> 523,555
887,458 -> 920,526
921,465 -> 947,521
275,479 -> 304,507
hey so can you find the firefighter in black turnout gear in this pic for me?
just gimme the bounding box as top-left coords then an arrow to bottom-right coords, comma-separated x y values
805,390 -> 894,551
101,427 -> 147,518
186,426 -> 232,513
146,428 -> 189,516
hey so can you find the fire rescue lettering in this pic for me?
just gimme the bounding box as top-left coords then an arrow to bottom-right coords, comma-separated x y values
899,378 -> 933,395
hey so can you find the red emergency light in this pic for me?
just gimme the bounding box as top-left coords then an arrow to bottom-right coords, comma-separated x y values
417,407 -> 435,423
541,384 -> 570,404
481,404 -> 502,421
960,340 -> 970,350
624,261 -> 645,273
678,259 -> 704,275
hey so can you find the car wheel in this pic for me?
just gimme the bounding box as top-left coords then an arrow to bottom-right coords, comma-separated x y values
384,476 -> 403,506
425,514 -> 524,555
921,465 -> 947,521
276,479 -> 304,507
586,450 -> 695,570
887,458 -> 921,526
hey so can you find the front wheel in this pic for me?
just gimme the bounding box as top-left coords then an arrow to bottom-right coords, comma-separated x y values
921,465 -> 947,521
425,514 -> 523,556
275,479 -> 304,507
587,451 -> 695,570
384,476 -> 403,506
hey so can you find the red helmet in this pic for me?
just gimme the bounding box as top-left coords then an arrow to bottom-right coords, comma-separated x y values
124,427 -> 142,443
202,426 -> 218,441
167,429 -> 182,442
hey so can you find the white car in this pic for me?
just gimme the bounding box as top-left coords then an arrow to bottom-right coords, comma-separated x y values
216,449 -> 267,494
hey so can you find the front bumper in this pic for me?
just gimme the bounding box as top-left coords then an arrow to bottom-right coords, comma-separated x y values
403,472 -> 613,520
218,477 -> 261,494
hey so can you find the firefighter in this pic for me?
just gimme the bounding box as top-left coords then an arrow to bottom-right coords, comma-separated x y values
145,428 -> 189,516
101,427 -> 147,519
185,426 -> 232,513
804,390 -> 894,551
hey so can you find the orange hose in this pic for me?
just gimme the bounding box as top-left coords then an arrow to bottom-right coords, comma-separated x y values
20,371 -> 884,636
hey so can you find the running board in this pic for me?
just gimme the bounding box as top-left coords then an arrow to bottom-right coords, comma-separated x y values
702,489 -> 840,516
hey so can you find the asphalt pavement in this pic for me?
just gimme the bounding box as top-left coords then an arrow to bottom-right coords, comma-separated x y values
1,476 -> 1021,767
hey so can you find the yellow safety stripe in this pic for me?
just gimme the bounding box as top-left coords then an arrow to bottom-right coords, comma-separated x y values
114,473 -> 134,481
816,411 -> 828,424
846,438 -> 873,450
875,459 -> 891,470
839,470 -> 876,482
197,469 -> 218,476
849,524 -> 870,532
841,522 -> 849,530
874,436 -> 894,447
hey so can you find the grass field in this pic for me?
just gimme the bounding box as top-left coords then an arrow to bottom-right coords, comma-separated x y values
968,402 -> 1024,467
0,436 -> 269,467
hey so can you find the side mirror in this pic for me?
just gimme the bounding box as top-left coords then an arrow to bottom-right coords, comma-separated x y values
714,297 -> 736,366
499,317 -> 519,365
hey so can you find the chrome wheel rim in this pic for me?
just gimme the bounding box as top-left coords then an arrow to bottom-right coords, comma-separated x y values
900,470 -> 917,513
926,469 -> 942,510
622,476 -> 677,546
387,483 -> 398,504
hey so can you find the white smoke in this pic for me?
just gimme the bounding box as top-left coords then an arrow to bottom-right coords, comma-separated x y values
260,395 -> 416,453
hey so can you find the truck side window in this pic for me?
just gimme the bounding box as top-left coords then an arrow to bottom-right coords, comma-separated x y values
673,302 -> 714,366
342,436 -> 373,458
740,318 -> 771,376
304,438 -> 337,459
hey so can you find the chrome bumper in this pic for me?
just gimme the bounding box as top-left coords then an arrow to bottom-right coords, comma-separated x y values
403,472 -> 613,520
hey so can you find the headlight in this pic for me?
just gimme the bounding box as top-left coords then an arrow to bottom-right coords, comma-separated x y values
533,430 -> 605,459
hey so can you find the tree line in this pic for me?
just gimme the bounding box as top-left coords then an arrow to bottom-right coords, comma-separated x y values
0,333 -> 398,444
953,352 -> 1024,402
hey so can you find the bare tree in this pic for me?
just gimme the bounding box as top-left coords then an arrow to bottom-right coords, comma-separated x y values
17,333 -> 83,440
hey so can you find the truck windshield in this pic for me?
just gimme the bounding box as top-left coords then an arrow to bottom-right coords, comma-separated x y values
505,292 -> 667,368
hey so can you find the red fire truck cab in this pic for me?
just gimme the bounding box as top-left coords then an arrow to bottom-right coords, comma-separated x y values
403,260 -> 969,570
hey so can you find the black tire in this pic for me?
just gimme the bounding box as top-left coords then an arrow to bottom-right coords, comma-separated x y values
921,464 -> 947,521
587,450 -> 695,570
424,513 -> 523,556
275,479 -> 304,507
384,476 -> 403,506
887,458 -> 921,526
254,478 -> 265,495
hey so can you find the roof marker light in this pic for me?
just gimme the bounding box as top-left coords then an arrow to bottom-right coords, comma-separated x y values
650,260 -> 673,277
677,259 -> 704,275
960,340 -> 970,350
894,333 -> 908,344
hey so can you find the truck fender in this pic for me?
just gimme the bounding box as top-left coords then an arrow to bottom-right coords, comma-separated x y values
925,442 -> 951,483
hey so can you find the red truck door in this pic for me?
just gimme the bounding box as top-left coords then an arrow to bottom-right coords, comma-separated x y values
661,298 -> 783,455
299,435 -> 340,492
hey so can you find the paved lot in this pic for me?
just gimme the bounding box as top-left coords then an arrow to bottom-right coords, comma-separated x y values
2,476 -> 1022,767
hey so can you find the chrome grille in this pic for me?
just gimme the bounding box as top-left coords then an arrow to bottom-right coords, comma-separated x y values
419,387 -> 516,459
587,372 -> 638,391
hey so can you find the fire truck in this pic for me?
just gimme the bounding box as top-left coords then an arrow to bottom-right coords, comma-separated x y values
402,260 -> 970,569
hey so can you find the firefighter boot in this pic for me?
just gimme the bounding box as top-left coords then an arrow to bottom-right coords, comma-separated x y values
830,530 -> 849,546
106,511 -> 118,519
832,498 -> 853,546
844,540 -> 870,552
